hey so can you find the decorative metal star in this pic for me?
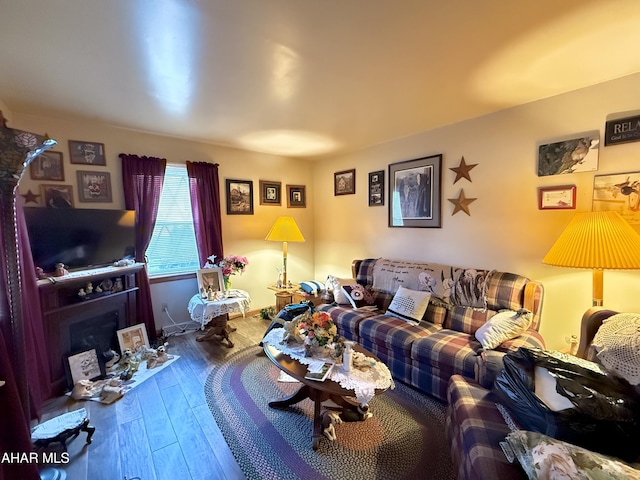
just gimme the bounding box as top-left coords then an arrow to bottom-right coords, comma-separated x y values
448,189 -> 477,216
20,189 -> 40,204
449,156 -> 478,184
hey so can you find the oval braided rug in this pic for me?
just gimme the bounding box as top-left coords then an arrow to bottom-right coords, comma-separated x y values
205,346 -> 455,480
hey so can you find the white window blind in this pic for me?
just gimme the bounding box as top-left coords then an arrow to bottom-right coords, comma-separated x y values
146,164 -> 201,277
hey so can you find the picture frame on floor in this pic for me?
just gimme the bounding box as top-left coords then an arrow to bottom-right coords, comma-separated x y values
226,179 -> 254,214
117,323 -> 150,353
389,154 -> 442,228
286,184 -> 306,208
259,180 -> 281,205
68,140 -> 106,165
368,170 -> 384,206
538,185 -> 576,210
29,150 -> 65,181
334,169 -> 355,195
66,348 -> 104,388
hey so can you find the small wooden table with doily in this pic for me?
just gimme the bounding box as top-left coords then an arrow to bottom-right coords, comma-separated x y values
187,290 -> 251,347
262,329 -> 393,450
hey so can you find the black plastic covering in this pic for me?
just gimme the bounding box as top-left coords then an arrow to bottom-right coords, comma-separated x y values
493,347 -> 640,462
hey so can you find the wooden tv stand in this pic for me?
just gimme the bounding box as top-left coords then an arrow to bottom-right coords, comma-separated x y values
37,263 -> 144,395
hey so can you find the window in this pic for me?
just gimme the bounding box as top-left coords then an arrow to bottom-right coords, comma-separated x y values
146,164 -> 200,277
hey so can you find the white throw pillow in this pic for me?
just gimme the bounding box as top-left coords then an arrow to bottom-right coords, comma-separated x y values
326,275 -> 358,305
385,286 -> 431,325
475,309 -> 532,350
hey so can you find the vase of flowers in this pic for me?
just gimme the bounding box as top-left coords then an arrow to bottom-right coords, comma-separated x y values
297,311 -> 339,356
207,254 -> 248,291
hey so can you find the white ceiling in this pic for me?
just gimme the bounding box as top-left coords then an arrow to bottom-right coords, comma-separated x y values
1,0 -> 640,159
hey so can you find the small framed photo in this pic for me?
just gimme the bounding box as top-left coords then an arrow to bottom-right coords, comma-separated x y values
259,180 -> 281,205
117,323 -> 150,353
29,151 -> 65,181
287,184 -> 306,208
368,170 -> 385,206
66,348 -> 104,388
77,170 -> 112,202
226,179 -> 254,215
40,184 -> 74,208
538,185 -> 577,210
334,169 -> 356,195
389,154 -> 442,228
196,267 -> 226,298
68,140 -> 106,165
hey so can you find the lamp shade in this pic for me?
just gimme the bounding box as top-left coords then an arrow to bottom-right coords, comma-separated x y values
265,216 -> 305,243
543,211 -> 640,269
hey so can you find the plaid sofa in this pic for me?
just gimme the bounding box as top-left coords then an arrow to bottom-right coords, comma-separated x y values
317,258 -> 545,401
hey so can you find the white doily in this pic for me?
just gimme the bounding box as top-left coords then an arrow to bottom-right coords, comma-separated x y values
187,290 -> 251,328
262,328 -> 395,405
592,313 -> 640,385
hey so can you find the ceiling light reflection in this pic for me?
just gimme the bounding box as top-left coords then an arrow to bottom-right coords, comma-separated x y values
272,44 -> 299,101
239,130 -> 337,157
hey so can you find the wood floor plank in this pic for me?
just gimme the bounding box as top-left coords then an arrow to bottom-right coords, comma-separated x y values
152,442 -> 192,480
171,355 -> 207,408
118,416 -> 158,480
137,376 -> 178,452
115,384 -> 142,425
85,402 -> 123,480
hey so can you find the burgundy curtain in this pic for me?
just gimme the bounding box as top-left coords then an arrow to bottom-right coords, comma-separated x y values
120,154 -> 166,338
186,161 -> 223,267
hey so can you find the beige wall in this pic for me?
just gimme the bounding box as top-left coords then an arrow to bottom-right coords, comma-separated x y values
312,72 -> 640,350
12,112 -> 316,328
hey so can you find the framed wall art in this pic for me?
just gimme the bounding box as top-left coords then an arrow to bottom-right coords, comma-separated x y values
117,323 -> 150,353
286,184 -> 306,208
334,169 -> 355,195
196,267 -> 226,298
537,132 -> 599,176
604,113 -> 640,146
66,348 -> 104,388
77,170 -> 112,202
68,140 -> 106,165
368,170 -> 385,206
226,179 -> 254,215
40,184 -> 74,208
259,180 -> 281,205
389,154 -> 442,228
538,185 -> 576,210
29,150 -> 64,181
592,171 -> 640,224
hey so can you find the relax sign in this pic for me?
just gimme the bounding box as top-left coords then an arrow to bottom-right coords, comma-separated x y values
605,114 -> 640,146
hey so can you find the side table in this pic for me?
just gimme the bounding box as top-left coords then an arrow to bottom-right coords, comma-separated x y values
267,284 -> 300,311
187,290 -> 251,347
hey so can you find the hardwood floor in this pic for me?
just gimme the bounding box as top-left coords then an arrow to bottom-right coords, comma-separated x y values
38,312 -> 272,480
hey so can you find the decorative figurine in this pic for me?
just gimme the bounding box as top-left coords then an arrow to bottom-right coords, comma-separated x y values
77,288 -> 86,297
54,263 -> 68,277
112,278 -> 123,293
85,282 -> 93,294
35,267 -> 46,279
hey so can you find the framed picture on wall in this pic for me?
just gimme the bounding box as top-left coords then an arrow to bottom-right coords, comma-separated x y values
334,169 -> 355,195
226,179 -> 254,214
286,184 -> 306,208
592,171 -> 640,224
388,154 -> 442,228
538,185 -> 576,210
77,170 -> 112,202
537,132 -> 599,177
68,140 -> 106,165
259,180 -> 281,205
40,184 -> 74,208
29,150 -> 65,181
368,170 -> 384,206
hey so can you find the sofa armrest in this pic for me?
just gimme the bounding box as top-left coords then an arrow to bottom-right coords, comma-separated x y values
576,306 -> 618,359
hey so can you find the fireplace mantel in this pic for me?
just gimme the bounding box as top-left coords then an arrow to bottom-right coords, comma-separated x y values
38,263 -> 144,395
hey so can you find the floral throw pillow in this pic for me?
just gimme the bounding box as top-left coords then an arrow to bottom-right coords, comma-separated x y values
341,284 -> 375,309
503,430 -> 640,480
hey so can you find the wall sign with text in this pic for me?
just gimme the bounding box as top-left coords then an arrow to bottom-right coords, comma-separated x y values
605,114 -> 640,146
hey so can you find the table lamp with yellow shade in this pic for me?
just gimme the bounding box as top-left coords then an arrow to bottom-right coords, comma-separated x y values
543,211 -> 640,306
265,216 -> 305,286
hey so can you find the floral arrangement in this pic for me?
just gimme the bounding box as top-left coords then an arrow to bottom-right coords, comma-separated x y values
206,254 -> 248,277
298,311 -> 339,347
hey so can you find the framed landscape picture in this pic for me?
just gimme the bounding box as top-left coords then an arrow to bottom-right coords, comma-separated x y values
286,184 -> 306,208
77,170 -> 112,202
29,150 -> 64,181
226,179 -> 253,215
592,171 -> 640,224
368,170 -> 384,206
389,154 -> 442,228
259,180 -> 281,205
334,169 -> 355,195
40,184 -> 74,208
68,140 -> 106,165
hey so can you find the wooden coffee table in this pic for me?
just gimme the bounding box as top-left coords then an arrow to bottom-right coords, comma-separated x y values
263,342 -> 388,450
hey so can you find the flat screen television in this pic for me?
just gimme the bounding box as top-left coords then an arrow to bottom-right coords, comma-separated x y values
23,207 -> 136,273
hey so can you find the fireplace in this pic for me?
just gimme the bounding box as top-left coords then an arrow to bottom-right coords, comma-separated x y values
64,308 -> 125,360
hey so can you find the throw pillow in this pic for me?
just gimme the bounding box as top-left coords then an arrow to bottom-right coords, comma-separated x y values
592,312 -> 640,385
341,284 -> 375,309
299,280 -> 324,295
503,430 -> 640,480
326,275 -> 358,305
385,286 -> 431,325
474,308 -> 532,350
